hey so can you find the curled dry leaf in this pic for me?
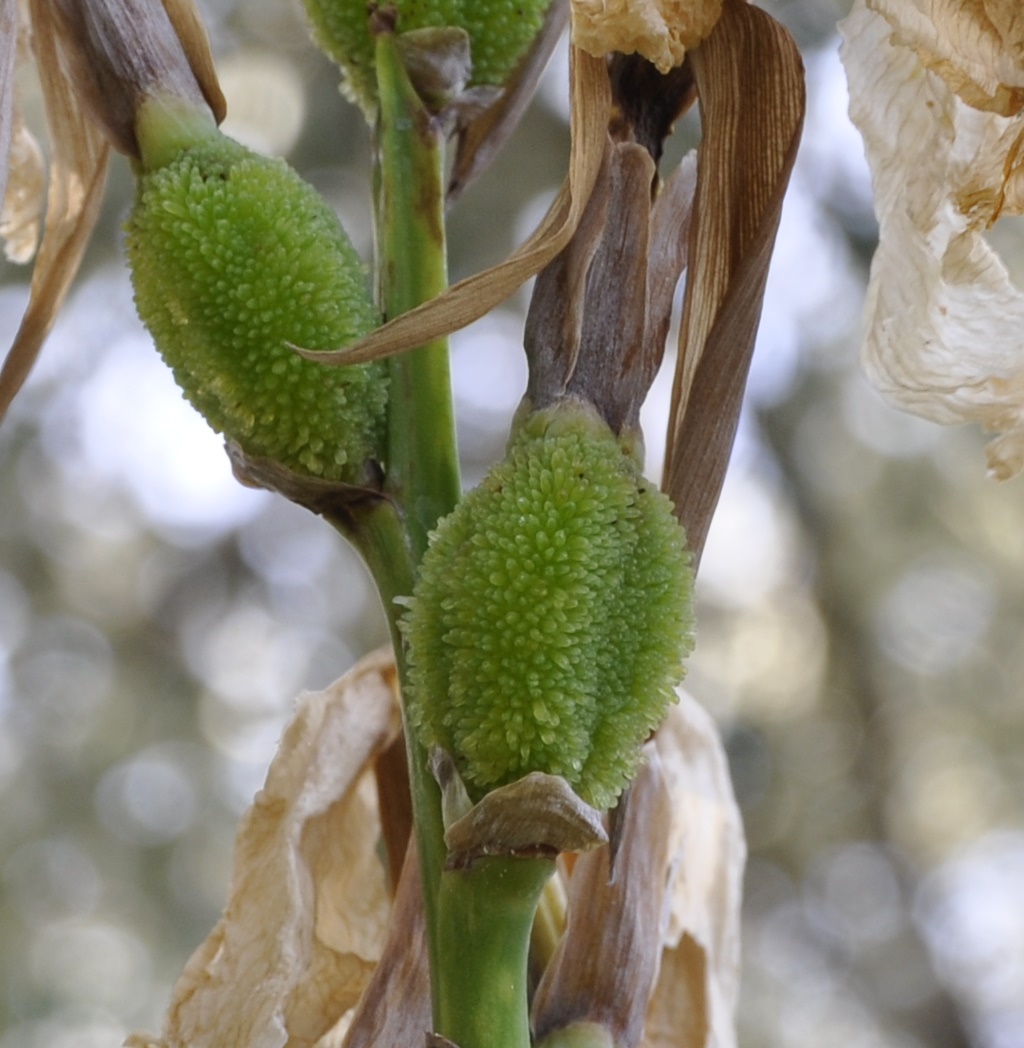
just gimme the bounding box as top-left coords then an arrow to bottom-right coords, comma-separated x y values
442,769 -> 608,869
662,0 -> 804,565
571,0 -> 722,73
126,648 -> 402,1048
298,46 -> 610,367
841,0 -> 1024,479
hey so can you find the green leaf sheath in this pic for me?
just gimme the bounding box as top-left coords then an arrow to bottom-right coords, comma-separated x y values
301,0 -> 554,111
126,134 -> 385,483
406,406 -> 696,812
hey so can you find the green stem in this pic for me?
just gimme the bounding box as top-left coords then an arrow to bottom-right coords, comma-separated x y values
436,855 -> 555,1048
374,29 -> 461,559
338,496 -> 447,965
370,24 -> 461,1028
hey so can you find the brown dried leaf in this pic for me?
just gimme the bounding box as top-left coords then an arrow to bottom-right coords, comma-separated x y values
841,0 -> 1024,479
299,47 -> 610,367
126,649 -> 402,1048
866,0 -> 1024,116
662,0 -> 804,567
0,0 -> 110,421
571,0 -> 722,73
50,0 -> 217,157
0,0 -> 17,212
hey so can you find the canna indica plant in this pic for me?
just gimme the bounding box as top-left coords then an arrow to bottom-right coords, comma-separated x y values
0,1 -> 805,1048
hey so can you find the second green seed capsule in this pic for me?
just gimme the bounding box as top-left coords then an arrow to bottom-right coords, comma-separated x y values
406,404 -> 696,813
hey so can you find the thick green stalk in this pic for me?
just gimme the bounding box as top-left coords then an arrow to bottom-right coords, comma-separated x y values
436,855 -> 556,1048
370,24 -> 461,1028
374,30 -> 461,558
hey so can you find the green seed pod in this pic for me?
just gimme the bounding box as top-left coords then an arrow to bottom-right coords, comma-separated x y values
302,0 -> 553,112
406,404 -> 695,812
125,130 -> 385,483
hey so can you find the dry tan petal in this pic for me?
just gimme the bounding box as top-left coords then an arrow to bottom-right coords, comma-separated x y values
641,690 -> 745,1048
126,649 -> 402,1048
841,1 -> 1024,479
866,0 -> 1024,116
0,0 -> 110,420
1,119 -> 45,263
571,0 -> 722,72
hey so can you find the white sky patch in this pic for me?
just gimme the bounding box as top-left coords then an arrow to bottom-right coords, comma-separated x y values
73,327 -> 268,536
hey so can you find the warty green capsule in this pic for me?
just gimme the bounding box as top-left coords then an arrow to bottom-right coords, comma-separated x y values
125,129 -> 385,483
406,404 -> 695,812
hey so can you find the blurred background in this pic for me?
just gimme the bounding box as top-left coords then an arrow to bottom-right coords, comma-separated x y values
2,1 -> 1023,1046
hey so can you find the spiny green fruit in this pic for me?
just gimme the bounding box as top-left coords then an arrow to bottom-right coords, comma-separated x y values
302,0 -> 553,112
406,405 -> 695,812
125,130 -> 385,482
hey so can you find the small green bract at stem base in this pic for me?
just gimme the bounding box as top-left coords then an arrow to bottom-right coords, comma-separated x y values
125,133 -> 386,483
302,0 -> 553,112
406,405 -> 696,812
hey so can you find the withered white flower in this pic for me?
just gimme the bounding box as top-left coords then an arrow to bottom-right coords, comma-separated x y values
571,0 -> 723,73
841,0 -> 1024,479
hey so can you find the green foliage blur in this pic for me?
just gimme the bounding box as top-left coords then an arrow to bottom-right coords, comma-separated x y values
1,2 -> 1022,1047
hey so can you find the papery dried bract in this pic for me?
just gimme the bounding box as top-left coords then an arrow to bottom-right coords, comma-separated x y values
642,690 -> 744,1048
866,0 -> 1024,116
0,0 -> 44,263
0,112 -> 44,264
571,0 -> 722,73
841,1 -> 1024,479
126,649 -> 401,1048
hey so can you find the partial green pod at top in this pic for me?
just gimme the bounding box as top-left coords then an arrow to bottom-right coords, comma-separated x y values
302,0 -> 553,112
125,115 -> 385,484
406,403 -> 695,813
